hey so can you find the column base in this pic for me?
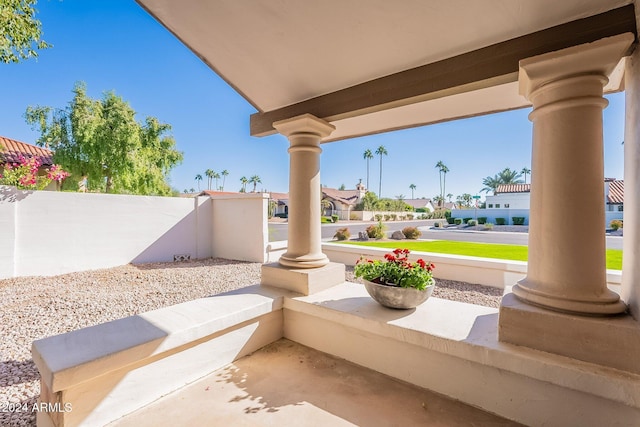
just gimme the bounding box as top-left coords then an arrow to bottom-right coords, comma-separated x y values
279,252 -> 330,269
261,262 -> 345,295
512,281 -> 627,315
499,293 -> 640,374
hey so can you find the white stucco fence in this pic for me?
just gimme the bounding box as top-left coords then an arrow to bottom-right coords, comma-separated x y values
320,242 -> 622,291
450,207 -> 623,227
0,186 -> 268,279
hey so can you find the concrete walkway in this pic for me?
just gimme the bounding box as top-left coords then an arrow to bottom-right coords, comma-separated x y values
111,339 -> 522,426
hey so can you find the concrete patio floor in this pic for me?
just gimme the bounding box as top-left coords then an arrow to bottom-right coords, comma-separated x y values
110,339 -> 522,426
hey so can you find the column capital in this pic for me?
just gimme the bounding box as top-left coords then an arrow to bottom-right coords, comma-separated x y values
519,33 -> 633,99
273,114 -> 335,139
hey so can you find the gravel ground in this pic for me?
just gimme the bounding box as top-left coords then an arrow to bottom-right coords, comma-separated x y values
0,258 -> 502,427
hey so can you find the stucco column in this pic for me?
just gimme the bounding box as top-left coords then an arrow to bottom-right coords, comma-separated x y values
623,45 -> 640,320
273,114 -> 335,268
512,35 -> 632,315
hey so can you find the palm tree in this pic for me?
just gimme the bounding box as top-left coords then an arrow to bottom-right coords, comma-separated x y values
480,175 -> 502,195
433,194 -> 444,208
363,149 -> 374,190
249,175 -> 261,192
498,167 -> 523,185
205,169 -> 214,190
240,176 -> 248,192
521,167 -> 531,184
212,171 -> 221,190
194,174 -> 203,191
409,183 -> 416,199
221,169 -> 229,190
435,161 -> 450,209
446,193 -> 453,203
375,145 -> 388,197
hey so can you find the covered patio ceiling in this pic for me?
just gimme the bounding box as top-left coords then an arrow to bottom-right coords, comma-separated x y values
136,0 -> 636,141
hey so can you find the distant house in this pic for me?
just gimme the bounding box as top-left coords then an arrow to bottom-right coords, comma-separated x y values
321,181 -> 367,217
268,192 -> 289,216
605,178 -> 624,212
0,136 -> 58,190
485,180 -> 624,212
485,184 -> 531,209
404,198 -> 436,212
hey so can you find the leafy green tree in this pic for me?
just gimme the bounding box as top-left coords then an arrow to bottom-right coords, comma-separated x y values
249,174 -> 261,192
409,183 -> 416,199
221,169 -> 229,190
521,167 -> 531,184
375,145 -> 387,197
25,82 -> 182,195
194,174 -> 203,191
1,0 -> 51,63
456,193 -> 473,208
338,183 -> 346,191
355,191 -> 378,211
363,149 -> 373,190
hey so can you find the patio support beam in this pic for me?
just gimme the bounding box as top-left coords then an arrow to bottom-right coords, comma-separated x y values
274,114 -> 335,268
499,34 -> 640,374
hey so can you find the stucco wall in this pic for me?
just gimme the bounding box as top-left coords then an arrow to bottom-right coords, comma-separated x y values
0,187 -> 268,279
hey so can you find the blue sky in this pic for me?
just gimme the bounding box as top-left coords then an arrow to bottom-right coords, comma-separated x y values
0,0 -> 626,200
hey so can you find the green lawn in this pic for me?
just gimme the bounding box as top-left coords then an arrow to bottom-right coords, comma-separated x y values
340,240 -> 622,270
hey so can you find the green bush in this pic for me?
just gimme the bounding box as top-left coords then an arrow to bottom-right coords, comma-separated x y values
463,217 -> 472,224
321,216 -> 333,223
512,217 -> 525,225
468,220 -> 477,226
419,214 -> 428,220
610,219 -> 623,230
416,208 -> 426,213
390,213 -> 397,221
496,218 -> 506,225
331,214 -> 339,223
384,214 -> 391,221
366,221 -> 386,239
350,213 -> 359,220
477,217 -> 487,225
333,227 -> 350,241
374,214 -> 383,221
484,222 -> 494,230
434,221 -> 442,228
444,210 -> 452,218
406,213 -> 414,220
446,216 -> 456,224
402,226 -> 421,239
454,218 -> 463,225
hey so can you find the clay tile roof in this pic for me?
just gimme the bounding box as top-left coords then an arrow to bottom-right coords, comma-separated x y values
0,136 -> 54,166
200,190 -> 242,196
607,180 -> 624,204
268,192 -> 289,201
496,184 -> 530,194
321,187 -> 360,206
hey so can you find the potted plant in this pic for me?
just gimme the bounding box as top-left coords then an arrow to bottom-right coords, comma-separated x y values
354,248 -> 435,309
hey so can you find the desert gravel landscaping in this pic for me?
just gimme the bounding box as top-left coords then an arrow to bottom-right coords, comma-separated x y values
0,258 -> 502,426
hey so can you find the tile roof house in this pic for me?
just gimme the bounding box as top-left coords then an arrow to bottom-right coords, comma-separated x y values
0,136 -> 54,166
485,180 -> 624,211
0,136 -> 59,191
605,178 -> 624,211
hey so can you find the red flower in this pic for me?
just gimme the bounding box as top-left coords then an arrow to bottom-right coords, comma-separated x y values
416,259 -> 426,268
